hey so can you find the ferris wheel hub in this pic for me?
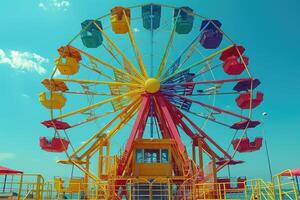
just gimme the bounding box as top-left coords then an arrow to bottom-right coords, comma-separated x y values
144,78 -> 160,93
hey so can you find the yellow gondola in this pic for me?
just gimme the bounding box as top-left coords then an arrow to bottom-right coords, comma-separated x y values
110,6 -> 130,34
55,56 -> 79,75
39,92 -> 66,109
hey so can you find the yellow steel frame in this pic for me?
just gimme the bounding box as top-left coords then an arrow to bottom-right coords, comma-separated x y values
155,10 -> 179,78
93,21 -> 146,81
71,46 -> 144,84
123,10 -> 148,78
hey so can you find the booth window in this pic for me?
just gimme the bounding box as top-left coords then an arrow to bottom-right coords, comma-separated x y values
161,149 -> 169,163
135,149 -> 169,163
144,149 -> 160,163
136,149 -> 143,163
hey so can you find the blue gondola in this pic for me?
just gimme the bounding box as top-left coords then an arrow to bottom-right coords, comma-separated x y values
200,20 -> 223,49
174,7 -> 194,34
81,20 -> 103,48
142,4 -> 161,30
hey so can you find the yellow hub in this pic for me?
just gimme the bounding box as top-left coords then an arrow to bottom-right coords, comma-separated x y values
144,78 -> 160,93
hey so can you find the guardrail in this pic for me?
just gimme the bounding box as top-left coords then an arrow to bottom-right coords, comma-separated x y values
1,170 -> 299,199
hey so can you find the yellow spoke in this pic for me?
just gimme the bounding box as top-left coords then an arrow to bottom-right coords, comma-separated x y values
79,101 -> 141,159
71,109 -> 122,128
78,99 -> 140,159
70,98 -> 141,158
155,11 -> 180,78
55,78 -> 142,87
102,43 -> 122,66
123,10 -> 148,78
72,46 -> 144,84
80,62 -> 115,81
54,89 -> 143,120
92,21 -> 146,81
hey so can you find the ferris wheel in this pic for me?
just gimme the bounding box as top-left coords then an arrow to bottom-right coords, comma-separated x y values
38,3 -> 264,186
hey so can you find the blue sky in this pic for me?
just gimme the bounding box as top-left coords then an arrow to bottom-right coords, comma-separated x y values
0,0 -> 300,181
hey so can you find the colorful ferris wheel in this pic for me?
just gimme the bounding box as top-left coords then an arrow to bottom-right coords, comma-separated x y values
39,3 -> 264,199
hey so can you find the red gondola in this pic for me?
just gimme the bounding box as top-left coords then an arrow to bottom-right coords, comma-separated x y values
219,45 -> 245,61
42,120 -> 71,130
42,79 -> 68,92
39,137 -> 69,152
58,45 -> 82,62
236,92 -> 263,109
216,159 -> 244,166
232,137 -> 263,153
231,120 -> 260,130
223,55 -> 249,75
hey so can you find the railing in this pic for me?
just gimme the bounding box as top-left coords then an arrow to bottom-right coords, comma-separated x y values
1,171 -> 300,199
272,169 -> 299,200
245,179 -> 275,200
0,173 -> 44,200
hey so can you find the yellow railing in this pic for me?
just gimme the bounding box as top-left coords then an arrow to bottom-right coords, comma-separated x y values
0,173 -> 44,200
1,170 -> 300,199
272,169 -> 299,200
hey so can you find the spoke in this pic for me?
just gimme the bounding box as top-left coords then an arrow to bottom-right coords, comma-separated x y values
54,89 -> 143,120
162,45 -> 234,82
70,109 -> 124,128
175,108 -> 232,159
162,78 -> 251,88
161,32 -> 202,79
184,109 -> 231,128
72,46 -> 144,84
193,63 -> 221,79
70,98 -> 141,158
155,11 -> 180,78
55,78 -> 142,87
123,10 -> 148,78
77,98 -> 141,159
80,62 -> 115,81
187,91 -> 239,96
64,91 -> 113,96
163,93 -> 250,120
102,43 -> 122,66
93,21 -> 146,81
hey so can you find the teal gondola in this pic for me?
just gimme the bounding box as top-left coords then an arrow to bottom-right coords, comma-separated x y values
80,20 -> 103,48
142,4 -> 161,30
174,7 -> 194,34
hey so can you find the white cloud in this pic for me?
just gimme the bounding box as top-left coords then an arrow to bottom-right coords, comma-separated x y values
0,49 -> 48,75
0,152 -> 16,161
38,0 -> 71,11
